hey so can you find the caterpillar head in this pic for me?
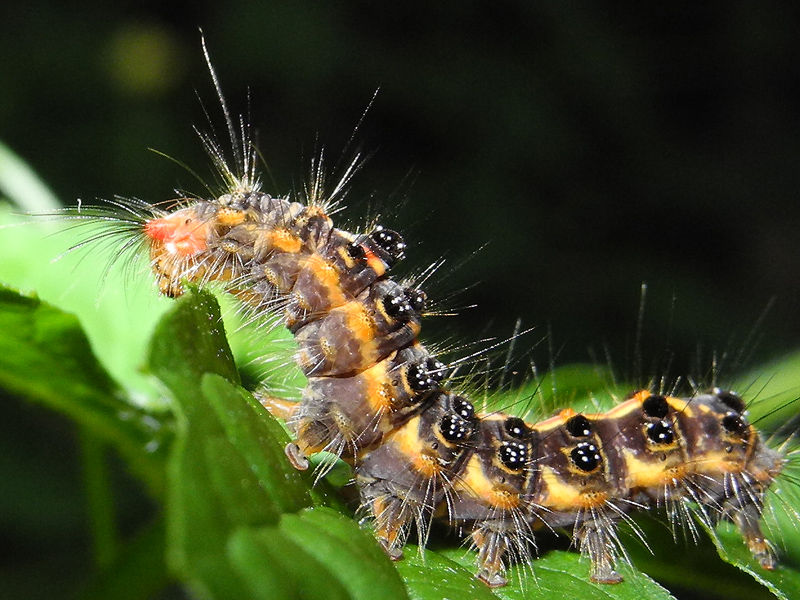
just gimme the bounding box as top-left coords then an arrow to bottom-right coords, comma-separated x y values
143,194 -> 288,297
143,200 -> 235,297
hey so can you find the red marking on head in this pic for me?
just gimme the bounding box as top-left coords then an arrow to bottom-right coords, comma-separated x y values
144,212 -> 210,256
144,219 -> 171,242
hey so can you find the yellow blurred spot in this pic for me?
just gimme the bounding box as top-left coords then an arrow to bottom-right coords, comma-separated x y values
105,23 -> 185,97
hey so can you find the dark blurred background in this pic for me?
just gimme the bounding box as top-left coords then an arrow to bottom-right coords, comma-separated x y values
2,1 -> 800,598
3,1 -> 800,369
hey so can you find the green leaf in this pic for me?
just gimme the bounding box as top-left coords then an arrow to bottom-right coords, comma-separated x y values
620,517 -> 773,600
277,508 -> 409,600
228,525 -> 353,600
398,545 -> 675,600
202,374 -> 314,515
229,508 -> 408,600
0,206 -> 173,405
0,284 -> 168,496
628,507 -> 800,600
397,547 -> 501,600
712,522 -> 800,600
150,289 -> 314,599
148,287 -> 240,388
503,551 -> 674,600
0,139 -> 60,212
736,350 -> 800,432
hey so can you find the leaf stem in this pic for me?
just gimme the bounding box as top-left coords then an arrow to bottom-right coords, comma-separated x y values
79,427 -> 118,569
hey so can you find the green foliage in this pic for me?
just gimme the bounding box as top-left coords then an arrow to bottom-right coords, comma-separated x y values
2,176 -> 800,599
0,285 -> 169,496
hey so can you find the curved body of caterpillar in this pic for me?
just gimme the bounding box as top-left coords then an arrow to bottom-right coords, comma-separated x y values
73,45 -> 788,583
117,178 -> 785,588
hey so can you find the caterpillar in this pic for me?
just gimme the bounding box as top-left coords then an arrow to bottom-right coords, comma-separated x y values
135,190 -> 785,586
71,53 -> 792,592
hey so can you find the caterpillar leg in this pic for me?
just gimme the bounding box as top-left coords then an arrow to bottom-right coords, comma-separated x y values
255,393 -> 312,470
363,491 -> 413,560
356,392 -> 478,562
284,442 -> 311,471
449,415 -> 539,588
731,502 -> 776,570
575,520 -> 623,584
259,391 -> 365,471
356,452 -> 440,562
257,393 -> 298,421
472,528 -> 509,588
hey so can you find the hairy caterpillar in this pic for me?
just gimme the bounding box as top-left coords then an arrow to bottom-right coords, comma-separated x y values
69,51 -> 794,593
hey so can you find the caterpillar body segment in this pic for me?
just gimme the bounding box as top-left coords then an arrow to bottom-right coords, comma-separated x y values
292,278 -> 424,377
355,391 -> 479,560
108,120 -> 788,588
277,345 -> 446,464
448,415 -> 540,587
